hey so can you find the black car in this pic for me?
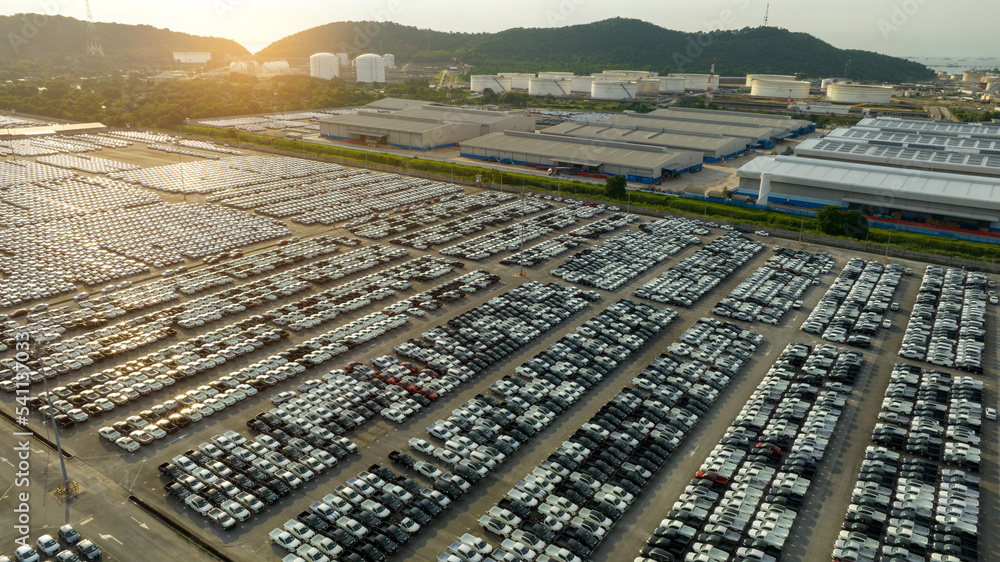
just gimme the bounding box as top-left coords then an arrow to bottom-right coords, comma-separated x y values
388,450 -> 416,469
266,477 -> 290,496
401,506 -> 431,526
166,481 -> 192,500
370,533 -> 398,554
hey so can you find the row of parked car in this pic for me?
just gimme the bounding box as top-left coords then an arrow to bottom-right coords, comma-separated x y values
554,218 -> 708,292
802,260 -> 904,347
641,343 -> 849,562
877,363 -> 989,471
470,317 -> 759,562
410,299 -> 675,562
267,254 -> 461,332
287,182 -> 462,228
439,204 -> 604,262
831,445 -> 982,562
6,525 -> 102,562
385,194 -> 541,249
497,212 -> 634,268
163,423 -> 358,525
273,460 -> 471,562
713,249 -> 834,325
635,231 -> 763,308
33,318 -> 288,433
99,302 -> 419,452
899,266 -> 991,373
639,341 -> 858,562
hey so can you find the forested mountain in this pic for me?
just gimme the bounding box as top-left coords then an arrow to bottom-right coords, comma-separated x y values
0,14 -> 249,78
258,18 -> 933,83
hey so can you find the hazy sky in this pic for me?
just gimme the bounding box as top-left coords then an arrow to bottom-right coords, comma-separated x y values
2,0 -> 995,57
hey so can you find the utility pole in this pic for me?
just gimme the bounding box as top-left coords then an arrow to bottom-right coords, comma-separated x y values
884,230 -> 893,259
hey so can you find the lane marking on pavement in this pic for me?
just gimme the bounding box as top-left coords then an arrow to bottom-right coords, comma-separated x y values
131,516 -> 150,530
78,516 -> 94,526
100,533 -> 123,545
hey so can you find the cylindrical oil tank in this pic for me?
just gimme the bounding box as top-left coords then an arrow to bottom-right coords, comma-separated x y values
262,61 -> 290,74
471,75 -> 512,93
538,71 -> 575,79
746,74 -> 796,87
310,53 -> 340,80
659,76 -> 686,93
821,78 -> 835,90
636,78 -> 660,97
750,79 -> 811,99
671,73 -> 720,91
529,77 -> 571,96
963,71 -> 984,82
827,83 -> 893,104
500,73 -> 533,90
229,61 -> 259,75
571,76 -> 593,93
355,54 -> 385,82
382,54 -> 395,68
603,70 -> 650,80
591,81 -> 636,99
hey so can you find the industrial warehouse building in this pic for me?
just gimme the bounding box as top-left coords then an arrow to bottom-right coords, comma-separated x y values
736,155 -> 1000,231
647,108 -> 816,138
461,131 -> 703,184
856,117 -> 1000,137
795,137 -> 1000,178
540,121 -> 747,162
825,126 -> 1000,154
603,113 -> 777,149
319,104 -> 535,150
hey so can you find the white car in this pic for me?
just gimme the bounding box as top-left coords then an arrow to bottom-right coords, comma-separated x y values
116,436 -> 140,452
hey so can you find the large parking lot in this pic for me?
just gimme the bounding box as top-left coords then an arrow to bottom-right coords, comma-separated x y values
0,136 -> 996,562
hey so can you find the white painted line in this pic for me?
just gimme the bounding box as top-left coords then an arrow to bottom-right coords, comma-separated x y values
78,516 -> 94,526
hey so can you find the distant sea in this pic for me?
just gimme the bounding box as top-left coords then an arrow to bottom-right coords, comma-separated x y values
904,56 -> 1000,71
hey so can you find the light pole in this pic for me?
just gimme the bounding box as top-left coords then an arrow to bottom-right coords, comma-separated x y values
884,230 -> 893,259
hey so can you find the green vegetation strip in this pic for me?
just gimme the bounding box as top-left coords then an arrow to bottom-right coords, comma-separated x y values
172,124 -> 1000,265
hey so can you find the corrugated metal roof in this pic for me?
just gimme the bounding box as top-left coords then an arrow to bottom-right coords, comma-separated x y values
858,117 -> 1000,138
397,106 -> 521,125
738,155 -> 1000,212
796,138 -> 1000,176
320,112 -> 453,134
541,122 -> 744,155
365,98 -> 434,111
462,131 -> 700,171
603,114 -> 772,141
829,126 -> 1000,154
651,107 -> 812,131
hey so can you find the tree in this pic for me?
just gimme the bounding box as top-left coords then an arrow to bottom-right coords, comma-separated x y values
843,210 -> 869,240
816,205 -> 846,236
605,175 -> 627,200
481,88 -> 499,104
722,187 -> 733,200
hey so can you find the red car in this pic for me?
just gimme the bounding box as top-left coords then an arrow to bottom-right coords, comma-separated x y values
755,443 -> 782,454
694,470 -> 728,485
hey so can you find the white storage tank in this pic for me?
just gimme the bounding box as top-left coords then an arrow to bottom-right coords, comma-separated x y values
671,73 -> 720,91
750,79 -> 811,99
471,75 -> 512,93
745,74 -> 796,87
821,78 -> 836,90
382,54 -> 395,68
571,75 -> 594,93
229,61 -> 260,75
659,76 -> 686,93
529,77 -> 571,96
636,78 -> 660,97
964,71 -> 984,82
355,53 -> 385,83
500,73 -> 533,90
591,80 -> 636,99
827,83 -> 893,104
538,71 -> 575,79
262,61 -> 290,75
604,70 -> 651,80
310,53 -> 340,80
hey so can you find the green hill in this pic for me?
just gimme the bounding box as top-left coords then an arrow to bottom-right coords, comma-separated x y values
0,14 -> 249,76
257,17 -> 932,83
